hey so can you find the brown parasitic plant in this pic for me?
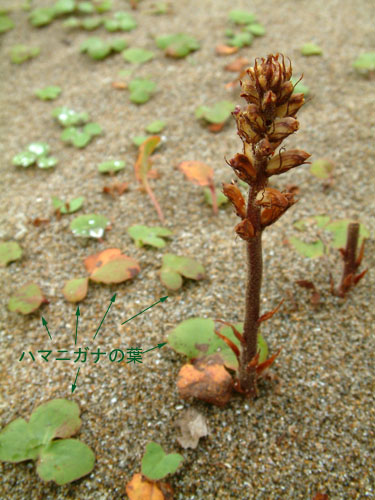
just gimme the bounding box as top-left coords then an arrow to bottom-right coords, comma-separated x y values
222,53 -> 311,397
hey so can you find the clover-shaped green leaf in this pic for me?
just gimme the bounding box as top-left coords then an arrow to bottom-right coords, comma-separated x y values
80,37 -> 111,59
104,11 -> 137,31
145,120 -> 166,133
13,143 -> 57,169
77,1 -> 95,14
0,14 -> 14,33
127,225 -> 172,248
11,45 -> 40,64
110,38 -> 127,52
61,123 -> 101,148
227,31 -> 253,48
28,7 -> 55,27
52,106 -> 90,127
288,236 -> 325,258
52,195 -> 85,214
122,47 -> 154,64
35,86 -> 62,100
62,277 -> 89,302
36,156 -> 58,169
167,318 -> 268,371
353,53 -> 375,76
244,23 -> 265,36
70,214 -> 109,238
95,0 -> 112,13
228,9 -> 256,25
8,282 -> 45,314
310,158 -> 334,179
0,241 -> 22,266
128,78 -> 156,104
13,151 -> 37,167
98,160 -> 125,173
156,33 -> 200,58
53,0 -> 76,15
0,399 -> 95,485
160,253 -> 205,290
301,43 -> 323,56
291,76 -> 310,96
81,17 -> 102,30
195,100 -> 235,124
141,442 -> 183,481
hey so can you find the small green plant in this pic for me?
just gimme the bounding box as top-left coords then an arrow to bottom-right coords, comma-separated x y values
128,78 -> 156,104
70,213 -> 109,238
0,399 -> 95,485
52,107 -> 102,147
195,100 -> 236,126
127,224 -> 172,248
126,442 -> 183,497
0,13 -> 14,33
353,52 -> 375,78
225,10 -> 265,48
0,241 -> 22,266
12,142 -> 58,169
35,85 -> 62,100
156,33 -> 199,58
10,44 -> 40,64
52,195 -> 85,214
221,53 -> 310,397
8,282 -> 46,314
98,159 -> 125,173
80,37 -> 127,60
122,47 -> 154,64
103,11 -> 137,31
159,253 -> 205,290
301,43 -> 323,56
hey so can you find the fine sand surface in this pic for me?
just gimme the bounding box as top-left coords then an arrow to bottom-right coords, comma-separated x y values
1,0 -> 374,498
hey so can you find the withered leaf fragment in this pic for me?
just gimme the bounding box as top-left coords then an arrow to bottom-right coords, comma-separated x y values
228,153 -> 256,184
266,149 -> 311,176
222,183 -> 246,219
235,218 -> 255,240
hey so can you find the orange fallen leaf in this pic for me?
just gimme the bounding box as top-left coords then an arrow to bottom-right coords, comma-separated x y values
112,81 -> 127,90
103,182 -> 129,196
208,122 -> 225,133
224,57 -> 250,72
84,248 -> 123,274
177,354 -> 233,407
178,160 -> 217,214
126,473 -> 173,500
216,44 -> 239,55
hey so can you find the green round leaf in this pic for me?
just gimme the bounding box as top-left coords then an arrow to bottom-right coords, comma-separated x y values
141,442 -> 183,481
98,159 -> 125,173
81,17 -> 102,30
159,268 -> 183,290
52,107 -> 89,127
70,214 -> 109,238
36,439 -> 95,485
156,33 -> 199,58
129,78 -> 156,104
196,101 -> 235,124
8,282 -> 45,314
10,44 -> 40,64
128,224 -> 172,248
310,159 -> 334,179
244,23 -> 265,36
288,236 -> 325,258
62,277 -> 89,302
0,241 -> 22,266
353,52 -> 375,75
301,43 -> 323,56
0,418 -> 42,462
227,32 -> 253,48
132,135 -> 149,146
162,253 -> 205,280
0,14 -> 15,33
52,195 -> 85,214
145,120 -> 166,133
37,156 -> 58,169
228,9 -> 256,25
89,256 -> 140,284
28,7 -> 55,27
28,142 -> 50,156
84,122 -> 102,136
110,38 -> 127,52
122,47 -> 154,64
80,37 -> 111,59
53,0 -> 76,15
77,1 -> 95,14
35,86 -> 62,101
12,151 -> 37,167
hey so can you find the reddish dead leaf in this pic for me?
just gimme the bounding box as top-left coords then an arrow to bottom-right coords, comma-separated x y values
312,493 -> 329,500
353,268 -> 367,284
84,248 -> 122,274
30,217 -> 50,227
296,280 -> 320,307
126,473 -> 173,500
208,122 -> 225,133
178,161 -> 214,187
216,44 -> 239,55
214,328 -> 240,361
112,81 -> 127,90
134,136 -> 164,222
285,183 -> 300,195
224,57 -> 250,72
256,347 -> 282,376
257,298 -> 285,324
102,182 -> 129,197
177,354 -> 233,407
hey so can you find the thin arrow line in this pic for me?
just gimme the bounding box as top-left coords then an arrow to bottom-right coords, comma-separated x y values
93,293 -> 116,340
71,367 -> 80,393
142,342 -> 167,354
121,296 -> 168,325
75,306 -> 80,346
41,317 -> 52,341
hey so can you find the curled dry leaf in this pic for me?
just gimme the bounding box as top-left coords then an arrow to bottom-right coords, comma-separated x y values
175,408 -> 209,449
224,57 -> 250,72
215,44 -> 239,55
102,182 -> 129,196
177,354 -> 233,407
84,248 -> 140,284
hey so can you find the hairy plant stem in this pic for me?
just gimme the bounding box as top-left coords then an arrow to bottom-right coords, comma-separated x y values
239,161 -> 268,396
337,222 -> 359,297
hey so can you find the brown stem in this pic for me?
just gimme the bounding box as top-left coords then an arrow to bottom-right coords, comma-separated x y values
336,222 -> 360,297
238,165 -> 267,396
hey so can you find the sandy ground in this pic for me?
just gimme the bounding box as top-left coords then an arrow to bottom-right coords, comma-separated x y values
0,0 -> 374,498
